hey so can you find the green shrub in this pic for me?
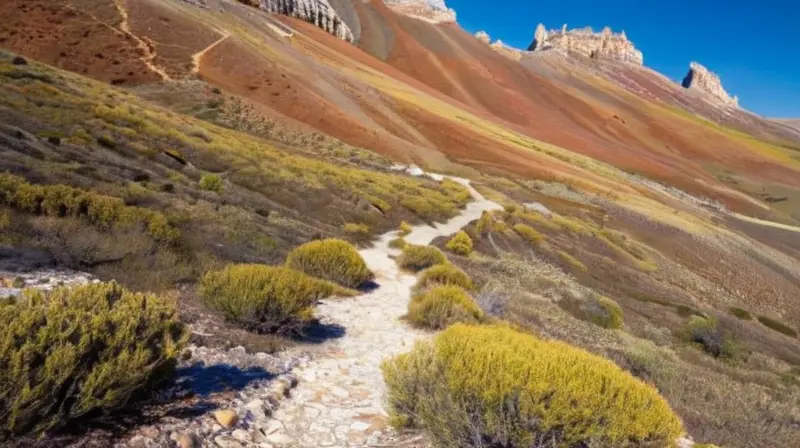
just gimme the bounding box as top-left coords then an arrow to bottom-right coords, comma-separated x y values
397,245 -> 447,272
558,250 -> 587,272
684,316 -> 742,359
0,282 -> 186,438
475,210 -> 493,234
589,296 -> 624,329
342,222 -> 370,235
388,238 -> 407,249
398,221 -> 413,236
286,238 -> 372,288
756,315 -> 798,338
200,264 -> 334,333
401,196 -> 435,220
445,231 -> 473,255
416,264 -> 473,290
513,223 -> 544,245
199,173 -> 223,192
729,307 -> 753,320
383,325 -> 683,448
407,286 -> 483,330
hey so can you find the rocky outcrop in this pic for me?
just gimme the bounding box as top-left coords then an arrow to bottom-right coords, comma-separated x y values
475,30 -> 491,44
528,24 -> 643,65
245,0 -> 354,42
474,31 -> 523,60
383,0 -> 457,23
682,62 -> 739,107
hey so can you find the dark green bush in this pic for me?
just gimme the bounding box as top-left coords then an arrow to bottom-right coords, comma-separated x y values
0,282 -> 186,438
407,285 -> 483,330
383,324 -> 684,448
285,238 -> 372,288
416,264 -> 473,290
200,264 -> 335,333
684,316 -> 742,359
756,315 -> 798,338
397,245 -> 447,272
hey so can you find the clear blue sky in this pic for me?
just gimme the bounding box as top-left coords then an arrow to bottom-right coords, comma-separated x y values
449,0 -> 800,118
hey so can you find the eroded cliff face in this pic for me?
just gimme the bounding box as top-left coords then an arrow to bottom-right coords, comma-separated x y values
383,0 -> 457,23
528,24 -> 643,65
682,62 -> 738,108
248,0 -> 355,42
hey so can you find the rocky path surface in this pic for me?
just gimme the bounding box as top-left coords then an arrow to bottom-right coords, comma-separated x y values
262,177 -> 502,447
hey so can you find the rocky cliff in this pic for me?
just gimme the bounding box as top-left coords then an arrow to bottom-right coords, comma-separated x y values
528,24 -> 643,65
383,0 -> 457,23
244,0 -> 354,42
474,31 -> 523,60
682,62 -> 738,108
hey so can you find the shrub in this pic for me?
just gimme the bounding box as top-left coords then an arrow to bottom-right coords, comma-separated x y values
285,238 -> 372,288
383,325 -> 683,448
445,231 -> 473,255
475,210 -> 493,234
199,173 -> 223,192
388,238 -> 407,249
558,250 -> 587,272
96,134 -> 116,148
398,221 -> 413,236
756,315 -> 798,338
0,282 -> 186,438
588,296 -> 624,329
397,245 -> 447,272
200,264 -> 334,333
342,222 -> 370,235
513,223 -> 544,245
416,264 -> 473,290
729,307 -> 753,320
401,196 -> 435,220
684,316 -> 742,359
407,286 -> 483,330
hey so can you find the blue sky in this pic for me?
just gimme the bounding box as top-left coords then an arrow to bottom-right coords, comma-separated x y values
448,0 -> 800,118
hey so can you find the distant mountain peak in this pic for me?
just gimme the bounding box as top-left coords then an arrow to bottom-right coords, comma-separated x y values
682,62 -> 739,108
528,23 -> 643,65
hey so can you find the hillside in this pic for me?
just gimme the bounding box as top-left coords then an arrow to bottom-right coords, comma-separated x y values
1,1 -> 799,447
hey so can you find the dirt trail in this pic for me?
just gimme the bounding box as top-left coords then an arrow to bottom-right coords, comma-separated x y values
191,31 -> 231,75
114,0 -> 172,81
262,177 -> 502,447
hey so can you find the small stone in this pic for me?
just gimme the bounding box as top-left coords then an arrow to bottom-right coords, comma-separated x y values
350,421 -> 371,431
214,435 -> 244,448
140,425 -> 160,439
178,432 -> 200,448
330,386 -> 349,398
263,419 -> 283,434
214,409 -> 238,428
266,432 -> 293,445
231,429 -> 249,442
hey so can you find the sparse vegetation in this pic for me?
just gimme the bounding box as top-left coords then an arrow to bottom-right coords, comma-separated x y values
684,316 -> 742,359
513,223 -> 544,245
415,264 -> 473,290
445,230 -> 473,255
0,282 -> 186,438
557,249 -> 587,272
199,264 -> 334,334
286,239 -> 372,288
407,286 -> 483,330
383,324 -> 683,448
198,173 -> 223,192
589,296 -> 624,329
397,245 -> 447,272
756,315 -> 798,338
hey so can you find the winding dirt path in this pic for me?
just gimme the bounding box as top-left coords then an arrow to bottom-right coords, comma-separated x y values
191,31 -> 231,75
114,0 -> 172,81
262,177 -> 502,447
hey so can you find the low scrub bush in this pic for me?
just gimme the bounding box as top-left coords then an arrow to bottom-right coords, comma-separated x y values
397,245 -> 447,272
475,211 -> 494,234
200,264 -> 334,333
0,282 -> 186,438
684,316 -> 742,359
398,221 -> 413,236
199,173 -> 223,192
416,264 -> 473,290
558,250 -> 587,273
756,315 -> 798,338
388,238 -> 407,249
513,223 -> 544,245
0,173 -> 178,242
445,231 -> 472,255
286,238 -> 372,288
588,296 -> 624,329
407,286 -> 483,330
729,307 -> 753,320
383,324 -> 683,448
342,222 -> 370,236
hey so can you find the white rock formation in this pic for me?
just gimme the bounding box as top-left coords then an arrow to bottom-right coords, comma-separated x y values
475,30 -> 491,44
528,23 -> 644,65
682,62 -> 739,108
383,0 -> 457,23
254,0 -> 355,42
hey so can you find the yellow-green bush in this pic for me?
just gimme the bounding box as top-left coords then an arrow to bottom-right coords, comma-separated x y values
397,245 -> 447,272
200,264 -> 334,333
0,172 -> 178,242
199,173 -> 223,192
407,286 -> 483,330
389,237 -> 407,249
342,222 -> 370,235
398,221 -> 413,236
558,249 -> 587,272
285,238 -> 372,288
475,211 -> 494,234
513,223 -> 544,245
445,231 -> 473,255
0,282 -> 186,438
383,325 -> 683,448
416,264 -> 473,290
589,296 -> 624,329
